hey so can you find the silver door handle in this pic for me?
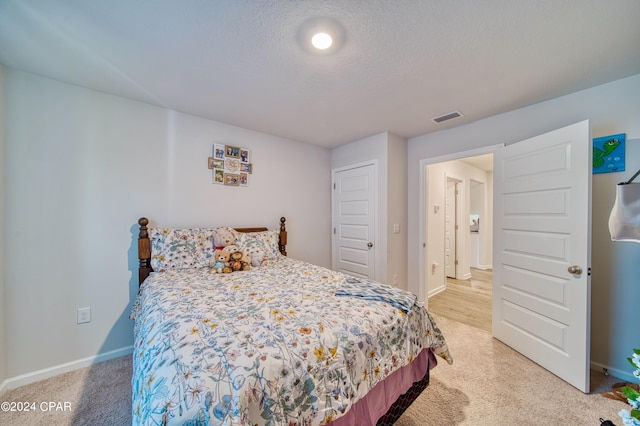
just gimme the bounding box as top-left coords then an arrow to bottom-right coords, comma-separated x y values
567,265 -> 583,275
367,242 -> 373,248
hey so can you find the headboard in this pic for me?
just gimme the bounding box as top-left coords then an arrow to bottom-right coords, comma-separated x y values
137,217 -> 287,285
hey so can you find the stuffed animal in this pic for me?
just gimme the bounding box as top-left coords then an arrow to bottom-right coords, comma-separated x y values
247,249 -> 266,267
222,244 -> 240,255
211,227 -> 237,251
240,252 -> 252,270
210,249 -> 232,274
229,251 -> 251,272
229,251 -> 243,272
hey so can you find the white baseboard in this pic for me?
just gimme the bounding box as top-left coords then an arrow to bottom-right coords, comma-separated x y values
591,360 -> 636,384
0,345 -> 133,395
428,284 -> 446,298
474,264 -> 492,271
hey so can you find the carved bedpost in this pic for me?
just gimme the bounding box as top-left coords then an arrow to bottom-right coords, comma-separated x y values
138,217 -> 152,285
279,217 -> 287,256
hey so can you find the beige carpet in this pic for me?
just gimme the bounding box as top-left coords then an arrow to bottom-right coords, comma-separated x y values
0,314 -> 629,425
0,354 -> 132,425
396,315 -> 627,426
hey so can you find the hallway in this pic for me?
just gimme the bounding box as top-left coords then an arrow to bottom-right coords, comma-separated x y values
428,268 -> 492,332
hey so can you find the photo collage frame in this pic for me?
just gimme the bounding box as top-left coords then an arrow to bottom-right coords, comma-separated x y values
209,144 -> 252,186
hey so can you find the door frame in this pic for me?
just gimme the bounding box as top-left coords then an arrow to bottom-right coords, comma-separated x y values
331,160 -> 380,281
419,144 -> 502,306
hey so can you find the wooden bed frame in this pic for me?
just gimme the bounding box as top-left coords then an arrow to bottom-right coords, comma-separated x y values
137,216 -> 288,285
134,216 -> 429,425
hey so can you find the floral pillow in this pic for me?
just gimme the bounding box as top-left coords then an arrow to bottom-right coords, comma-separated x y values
235,229 -> 281,263
149,228 -> 215,271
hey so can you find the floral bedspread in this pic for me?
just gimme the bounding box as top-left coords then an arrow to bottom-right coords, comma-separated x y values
130,257 -> 451,426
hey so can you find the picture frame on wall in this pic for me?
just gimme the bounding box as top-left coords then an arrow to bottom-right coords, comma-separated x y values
225,145 -> 240,158
224,173 -> 240,186
593,133 -> 625,174
211,143 -> 251,186
214,144 -> 225,159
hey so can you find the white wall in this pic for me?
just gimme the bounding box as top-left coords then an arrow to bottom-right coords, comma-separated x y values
408,73 -> 640,380
425,164 -> 446,295
1,69 -> 331,387
592,137 -> 640,380
0,64 -> 5,392
331,132 -> 408,288
387,132 -> 408,289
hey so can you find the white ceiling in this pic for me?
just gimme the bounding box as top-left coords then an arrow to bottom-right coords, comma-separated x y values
1,0 -> 639,149
460,154 -> 494,172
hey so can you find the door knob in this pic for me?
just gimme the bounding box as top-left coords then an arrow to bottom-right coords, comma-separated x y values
367,242 -> 373,248
567,265 -> 583,275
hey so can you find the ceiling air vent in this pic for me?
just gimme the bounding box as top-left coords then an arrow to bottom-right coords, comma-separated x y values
433,111 -> 463,124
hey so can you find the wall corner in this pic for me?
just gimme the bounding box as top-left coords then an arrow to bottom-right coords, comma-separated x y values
0,64 -> 7,390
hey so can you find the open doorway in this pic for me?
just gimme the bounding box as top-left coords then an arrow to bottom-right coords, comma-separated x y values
425,153 -> 494,332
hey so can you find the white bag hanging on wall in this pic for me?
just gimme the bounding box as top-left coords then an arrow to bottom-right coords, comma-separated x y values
609,169 -> 640,243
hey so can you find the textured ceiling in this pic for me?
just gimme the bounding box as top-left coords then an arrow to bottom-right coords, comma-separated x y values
1,0 -> 640,148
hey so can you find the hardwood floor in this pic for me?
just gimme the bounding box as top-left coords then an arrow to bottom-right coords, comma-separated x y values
428,268 -> 492,332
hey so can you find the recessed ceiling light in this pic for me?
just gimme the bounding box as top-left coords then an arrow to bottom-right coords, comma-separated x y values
311,32 -> 332,50
297,17 -> 344,54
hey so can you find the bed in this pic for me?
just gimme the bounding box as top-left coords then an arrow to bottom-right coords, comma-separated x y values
131,217 -> 451,425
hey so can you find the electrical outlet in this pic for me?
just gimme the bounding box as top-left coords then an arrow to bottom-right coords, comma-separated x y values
393,224 -> 400,234
392,275 -> 398,285
77,307 -> 91,324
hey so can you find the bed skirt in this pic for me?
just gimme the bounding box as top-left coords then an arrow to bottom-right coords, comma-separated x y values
329,348 -> 435,426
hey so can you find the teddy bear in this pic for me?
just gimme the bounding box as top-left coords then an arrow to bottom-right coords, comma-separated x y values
240,252 -> 252,269
211,227 -> 237,251
222,244 -> 240,255
229,251 -> 251,272
210,249 -> 232,274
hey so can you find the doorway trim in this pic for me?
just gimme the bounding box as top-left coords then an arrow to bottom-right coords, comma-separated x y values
418,144 -> 502,306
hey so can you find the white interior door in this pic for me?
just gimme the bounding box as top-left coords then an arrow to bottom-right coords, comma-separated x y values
445,180 -> 457,279
493,120 -> 591,392
332,163 -> 376,279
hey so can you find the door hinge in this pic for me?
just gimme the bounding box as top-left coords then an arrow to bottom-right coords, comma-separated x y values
333,183 -> 336,189
588,267 -> 591,276
333,228 -> 336,234
455,225 -> 459,230
455,260 -> 459,265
